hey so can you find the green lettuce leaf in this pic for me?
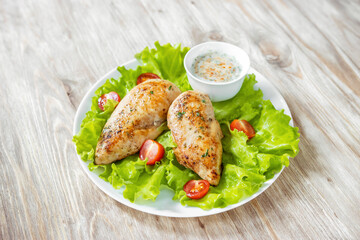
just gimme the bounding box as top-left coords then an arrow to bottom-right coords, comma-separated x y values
73,99 -> 118,162
212,74 -> 263,122
165,157 -> 199,199
135,41 -> 192,92
223,129 -> 259,169
122,161 -> 168,202
156,131 -> 176,150
178,164 -> 266,210
249,100 -> 300,158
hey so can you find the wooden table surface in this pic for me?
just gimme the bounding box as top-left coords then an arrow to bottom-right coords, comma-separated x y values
1,0 -> 359,239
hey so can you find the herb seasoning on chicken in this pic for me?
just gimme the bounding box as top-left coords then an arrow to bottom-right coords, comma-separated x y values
167,91 -> 223,185
95,79 -> 181,165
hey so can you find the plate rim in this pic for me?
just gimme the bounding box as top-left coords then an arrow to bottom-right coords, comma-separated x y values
73,59 -> 293,218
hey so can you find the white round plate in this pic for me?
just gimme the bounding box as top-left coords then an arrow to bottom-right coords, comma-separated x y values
73,59 -> 293,218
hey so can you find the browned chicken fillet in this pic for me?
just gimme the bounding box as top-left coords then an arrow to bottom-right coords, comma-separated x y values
167,91 -> 223,185
95,79 -> 181,165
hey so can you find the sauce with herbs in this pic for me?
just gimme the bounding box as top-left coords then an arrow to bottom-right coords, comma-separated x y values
191,52 -> 240,82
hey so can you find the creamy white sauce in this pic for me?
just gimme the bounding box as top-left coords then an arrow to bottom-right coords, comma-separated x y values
191,51 -> 241,82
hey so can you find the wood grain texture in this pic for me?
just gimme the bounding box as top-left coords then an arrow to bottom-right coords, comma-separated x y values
1,0 -> 359,239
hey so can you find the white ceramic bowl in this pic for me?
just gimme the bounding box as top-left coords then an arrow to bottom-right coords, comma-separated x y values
184,42 -> 250,102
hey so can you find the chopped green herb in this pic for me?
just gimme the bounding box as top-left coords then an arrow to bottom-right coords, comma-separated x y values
168,85 -> 172,90
201,116 -> 205,121
150,91 -> 154,94
202,99 -> 206,103
202,149 -> 209,157
198,135 -> 202,139
196,112 -> 200,117
177,111 -> 185,119
200,126 -> 204,129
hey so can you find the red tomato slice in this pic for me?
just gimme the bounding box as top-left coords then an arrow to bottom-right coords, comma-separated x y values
137,73 -> 160,85
183,180 -> 210,199
230,119 -> 256,139
97,91 -> 121,111
139,139 -> 165,165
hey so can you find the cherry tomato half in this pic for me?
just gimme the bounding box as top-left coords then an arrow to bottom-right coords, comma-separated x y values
137,73 -> 160,85
230,119 -> 256,139
97,91 -> 121,111
139,139 -> 165,165
183,180 -> 210,199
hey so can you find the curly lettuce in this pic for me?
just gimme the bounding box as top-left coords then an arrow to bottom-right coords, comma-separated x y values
73,42 -> 300,209
135,42 -> 192,92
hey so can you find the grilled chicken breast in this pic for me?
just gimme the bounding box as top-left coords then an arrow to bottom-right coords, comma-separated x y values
95,79 -> 181,165
168,91 -> 223,185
